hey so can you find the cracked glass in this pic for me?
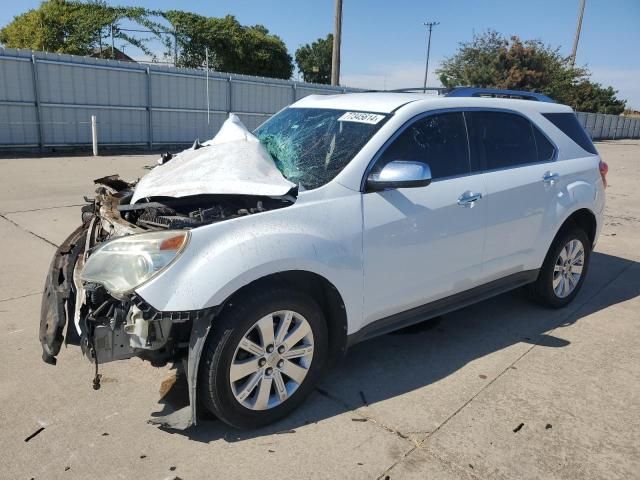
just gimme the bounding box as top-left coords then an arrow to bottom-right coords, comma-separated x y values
255,108 -> 389,190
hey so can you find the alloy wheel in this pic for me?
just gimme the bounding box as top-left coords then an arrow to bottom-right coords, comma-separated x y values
229,310 -> 314,410
552,238 -> 585,298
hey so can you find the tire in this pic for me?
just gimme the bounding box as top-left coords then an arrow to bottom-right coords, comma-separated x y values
530,225 -> 591,308
198,286 -> 328,429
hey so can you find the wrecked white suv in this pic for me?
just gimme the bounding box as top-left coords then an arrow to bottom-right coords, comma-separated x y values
39,89 -> 607,429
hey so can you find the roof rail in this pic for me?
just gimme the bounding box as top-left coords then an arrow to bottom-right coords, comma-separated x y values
445,87 -> 555,103
361,87 -> 447,94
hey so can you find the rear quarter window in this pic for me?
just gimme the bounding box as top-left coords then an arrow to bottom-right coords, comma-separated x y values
542,112 -> 598,155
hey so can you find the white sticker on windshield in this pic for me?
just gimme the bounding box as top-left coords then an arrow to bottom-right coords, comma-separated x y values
338,111 -> 386,125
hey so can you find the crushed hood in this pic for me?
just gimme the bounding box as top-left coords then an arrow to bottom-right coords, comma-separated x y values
131,114 -> 296,203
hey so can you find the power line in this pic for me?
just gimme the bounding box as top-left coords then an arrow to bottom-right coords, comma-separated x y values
422,21 -> 440,92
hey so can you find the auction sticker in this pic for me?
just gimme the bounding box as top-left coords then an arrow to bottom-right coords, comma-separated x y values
338,111 -> 386,124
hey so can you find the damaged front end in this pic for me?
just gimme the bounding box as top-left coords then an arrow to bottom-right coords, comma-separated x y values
39,173 -> 294,427
39,114 -> 298,428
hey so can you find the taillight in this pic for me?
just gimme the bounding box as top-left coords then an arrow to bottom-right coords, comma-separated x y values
599,160 -> 608,188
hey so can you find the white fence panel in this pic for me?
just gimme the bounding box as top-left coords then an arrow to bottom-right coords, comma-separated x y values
1,47 -> 638,149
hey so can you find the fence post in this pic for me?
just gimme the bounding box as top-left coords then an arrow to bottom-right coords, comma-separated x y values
146,67 -> 153,150
227,76 -> 233,118
30,54 -> 44,152
91,115 -> 98,156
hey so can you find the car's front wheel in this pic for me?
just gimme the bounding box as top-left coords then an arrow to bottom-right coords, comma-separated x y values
530,225 -> 591,308
198,287 -> 328,428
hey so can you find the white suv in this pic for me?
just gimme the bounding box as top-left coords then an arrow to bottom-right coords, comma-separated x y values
39,88 -> 607,429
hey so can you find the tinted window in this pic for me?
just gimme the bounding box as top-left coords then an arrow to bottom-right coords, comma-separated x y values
543,112 -> 598,155
466,111 -> 537,169
532,125 -> 555,161
376,112 -> 470,180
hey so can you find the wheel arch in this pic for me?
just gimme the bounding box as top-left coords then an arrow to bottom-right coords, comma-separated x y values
218,270 -> 349,365
557,208 -> 597,247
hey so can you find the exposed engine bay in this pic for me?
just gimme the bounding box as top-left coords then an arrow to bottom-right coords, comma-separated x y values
91,174 -> 294,233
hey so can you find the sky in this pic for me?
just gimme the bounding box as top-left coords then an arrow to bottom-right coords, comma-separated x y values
1,0 -> 639,108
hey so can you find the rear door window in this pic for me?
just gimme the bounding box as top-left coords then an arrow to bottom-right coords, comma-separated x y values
465,111 -> 538,170
532,125 -> 556,161
376,112 -> 470,180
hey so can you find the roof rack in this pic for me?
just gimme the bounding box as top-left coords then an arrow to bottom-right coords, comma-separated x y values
360,86 -> 555,103
444,87 -> 555,103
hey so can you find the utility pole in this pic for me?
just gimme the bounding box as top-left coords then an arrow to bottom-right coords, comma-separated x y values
331,0 -> 343,86
110,23 -> 115,59
205,47 -> 210,125
174,29 -> 178,67
570,0 -> 586,67
422,21 -> 440,92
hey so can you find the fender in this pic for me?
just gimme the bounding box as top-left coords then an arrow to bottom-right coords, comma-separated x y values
135,194 -> 363,325
532,174 -> 602,270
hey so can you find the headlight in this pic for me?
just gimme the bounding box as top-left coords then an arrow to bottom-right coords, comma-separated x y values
80,230 -> 189,295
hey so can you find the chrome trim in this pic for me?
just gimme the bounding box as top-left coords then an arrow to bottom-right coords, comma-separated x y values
543,171 -> 560,186
457,190 -> 483,208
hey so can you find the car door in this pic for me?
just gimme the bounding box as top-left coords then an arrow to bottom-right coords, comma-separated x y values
361,111 -> 487,328
465,110 -> 558,281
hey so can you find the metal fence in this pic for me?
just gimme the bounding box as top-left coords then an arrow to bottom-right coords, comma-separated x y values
576,111 -> 640,141
1,47 -> 639,150
0,47 -> 359,150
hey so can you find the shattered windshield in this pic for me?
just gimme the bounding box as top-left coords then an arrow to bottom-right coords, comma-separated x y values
255,108 -> 389,190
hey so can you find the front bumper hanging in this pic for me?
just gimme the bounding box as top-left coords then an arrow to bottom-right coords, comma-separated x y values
39,224 -> 87,365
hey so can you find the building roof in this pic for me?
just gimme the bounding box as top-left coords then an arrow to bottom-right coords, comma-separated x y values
90,47 -> 135,62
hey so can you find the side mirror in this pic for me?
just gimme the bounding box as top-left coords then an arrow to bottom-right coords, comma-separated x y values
366,160 -> 432,191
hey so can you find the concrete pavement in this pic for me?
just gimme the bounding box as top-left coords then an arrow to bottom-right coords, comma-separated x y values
0,143 -> 638,479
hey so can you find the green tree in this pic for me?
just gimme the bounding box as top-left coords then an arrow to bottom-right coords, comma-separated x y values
437,30 -> 626,114
0,1 -> 163,58
162,11 -> 293,79
295,34 -> 333,84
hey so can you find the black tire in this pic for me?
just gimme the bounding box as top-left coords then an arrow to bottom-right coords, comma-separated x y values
198,286 -> 328,429
530,225 -> 591,308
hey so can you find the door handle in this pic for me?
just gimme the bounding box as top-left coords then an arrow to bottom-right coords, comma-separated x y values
457,191 -> 483,208
543,171 -> 560,185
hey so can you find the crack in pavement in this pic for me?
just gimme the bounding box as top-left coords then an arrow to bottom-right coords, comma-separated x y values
376,260 -> 635,480
0,291 -> 42,303
0,214 -> 58,248
315,387 -> 418,447
0,203 -> 84,215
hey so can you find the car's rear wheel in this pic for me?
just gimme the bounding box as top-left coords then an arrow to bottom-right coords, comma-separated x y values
198,287 -> 328,428
530,226 -> 591,308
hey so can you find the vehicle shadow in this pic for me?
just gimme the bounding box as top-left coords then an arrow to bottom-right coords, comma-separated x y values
154,251 -> 639,443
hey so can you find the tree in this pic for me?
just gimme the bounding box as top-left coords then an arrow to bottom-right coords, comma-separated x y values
1,3 -> 294,79
0,0 -> 161,58
162,11 -> 293,79
437,30 -> 626,114
295,34 -> 333,84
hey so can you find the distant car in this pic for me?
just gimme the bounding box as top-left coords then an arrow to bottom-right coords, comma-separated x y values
39,89 -> 607,429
